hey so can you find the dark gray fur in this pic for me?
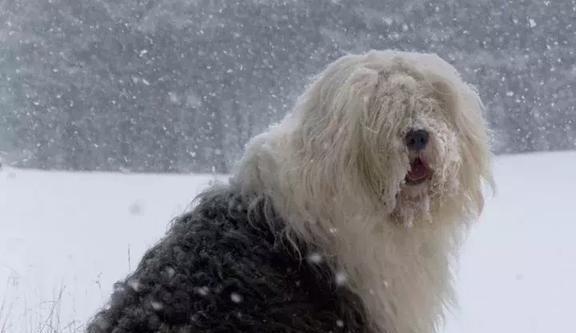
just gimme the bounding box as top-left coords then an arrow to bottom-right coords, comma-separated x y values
86,186 -> 368,333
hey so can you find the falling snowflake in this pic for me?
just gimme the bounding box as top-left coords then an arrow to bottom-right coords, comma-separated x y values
230,292 -> 243,303
129,202 -> 143,215
151,300 -> 163,311
335,272 -> 347,286
195,286 -> 210,296
307,252 -> 323,264
127,279 -> 141,292
164,266 -> 176,279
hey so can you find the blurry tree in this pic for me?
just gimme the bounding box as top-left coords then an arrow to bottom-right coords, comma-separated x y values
0,0 -> 574,172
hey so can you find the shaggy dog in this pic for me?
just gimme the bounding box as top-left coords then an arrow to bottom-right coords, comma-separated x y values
87,50 -> 493,333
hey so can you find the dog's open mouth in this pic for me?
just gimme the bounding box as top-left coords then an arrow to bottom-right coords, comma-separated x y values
405,157 -> 432,185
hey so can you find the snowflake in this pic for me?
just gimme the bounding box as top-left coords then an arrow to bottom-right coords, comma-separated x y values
164,266 -> 176,279
335,272 -> 347,286
307,252 -> 323,264
195,286 -> 210,296
230,292 -> 243,303
150,300 -> 163,311
127,279 -> 141,292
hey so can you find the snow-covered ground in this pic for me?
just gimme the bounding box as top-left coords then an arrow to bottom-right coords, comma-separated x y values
0,152 -> 575,333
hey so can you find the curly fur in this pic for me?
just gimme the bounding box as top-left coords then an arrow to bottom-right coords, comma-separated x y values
88,50 -> 492,333
87,188 -> 366,333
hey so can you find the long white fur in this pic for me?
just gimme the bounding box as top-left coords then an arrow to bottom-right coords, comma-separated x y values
232,50 -> 493,333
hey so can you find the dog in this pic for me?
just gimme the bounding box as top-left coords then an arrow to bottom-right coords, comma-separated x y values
87,50 -> 493,333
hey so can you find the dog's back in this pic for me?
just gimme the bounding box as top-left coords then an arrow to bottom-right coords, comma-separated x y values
86,187 -> 366,333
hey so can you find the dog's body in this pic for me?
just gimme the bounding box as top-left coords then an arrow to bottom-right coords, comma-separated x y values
88,50 -> 492,333
87,188 -> 366,333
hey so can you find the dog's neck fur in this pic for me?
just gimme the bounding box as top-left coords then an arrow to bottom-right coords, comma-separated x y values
234,130 -> 469,333
331,212 -> 463,333
283,193 -> 465,333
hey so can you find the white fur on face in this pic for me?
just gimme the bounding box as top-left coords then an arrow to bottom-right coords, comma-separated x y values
233,50 -> 493,333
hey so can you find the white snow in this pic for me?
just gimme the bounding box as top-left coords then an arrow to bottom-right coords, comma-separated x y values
1,151 -> 575,332
445,151 -> 576,333
0,170 -> 223,332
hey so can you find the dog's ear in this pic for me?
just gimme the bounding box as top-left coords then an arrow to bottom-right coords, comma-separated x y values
348,66 -> 381,106
347,67 -> 411,210
279,59 -> 391,219
431,78 -> 494,215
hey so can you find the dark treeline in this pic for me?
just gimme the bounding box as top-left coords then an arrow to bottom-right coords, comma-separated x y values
0,0 -> 574,173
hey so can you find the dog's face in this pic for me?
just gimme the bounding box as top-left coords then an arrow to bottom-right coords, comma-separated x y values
353,56 -> 491,225
361,71 -> 463,224
287,51 -> 492,226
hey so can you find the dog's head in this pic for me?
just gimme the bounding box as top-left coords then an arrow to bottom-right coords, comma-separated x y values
284,50 -> 493,226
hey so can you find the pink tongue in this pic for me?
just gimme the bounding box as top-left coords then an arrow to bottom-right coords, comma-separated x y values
408,159 -> 429,180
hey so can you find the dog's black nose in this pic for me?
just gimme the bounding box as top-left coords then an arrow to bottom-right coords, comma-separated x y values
405,129 -> 429,151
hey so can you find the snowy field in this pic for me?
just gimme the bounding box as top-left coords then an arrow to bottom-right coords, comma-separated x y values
0,151 -> 575,333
